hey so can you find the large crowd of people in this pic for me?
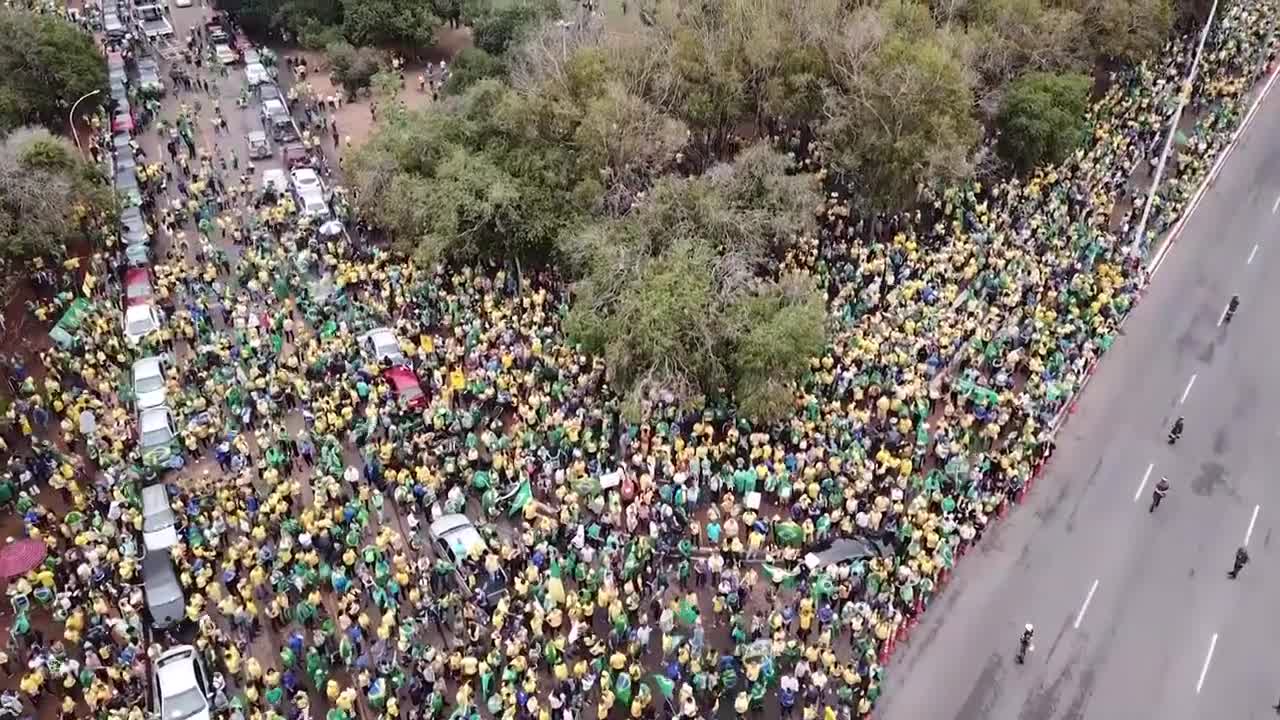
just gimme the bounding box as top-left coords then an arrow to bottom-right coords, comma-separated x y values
0,2 -> 1278,720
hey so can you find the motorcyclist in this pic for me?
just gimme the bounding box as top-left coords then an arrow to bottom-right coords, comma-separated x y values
1225,294 -> 1240,323
1168,416 -> 1184,445
1229,546 -> 1250,579
1016,624 -> 1035,664
1150,476 -> 1170,513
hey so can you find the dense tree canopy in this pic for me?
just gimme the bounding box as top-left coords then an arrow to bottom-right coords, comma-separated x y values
327,42 -> 385,98
225,0 -> 441,48
0,128 -> 111,268
1078,0 -> 1173,64
349,0 -> 1188,419
821,32 -> 979,210
564,144 -> 826,418
997,70 -> 1092,173
443,47 -> 507,96
351,48 -> 685,263
464,0 -> 559,56
0,11 -> 105,132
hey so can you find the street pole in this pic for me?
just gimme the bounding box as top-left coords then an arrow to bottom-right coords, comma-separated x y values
1127,0 -> 1220,260
69,89 -> 101,156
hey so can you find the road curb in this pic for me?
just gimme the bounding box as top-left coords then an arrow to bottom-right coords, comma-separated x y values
1149,57 -> 1280,277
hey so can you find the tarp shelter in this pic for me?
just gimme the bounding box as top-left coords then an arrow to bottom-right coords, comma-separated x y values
49,298 -> 90,348
802,537 -> 894,571
0,538 -> 48,579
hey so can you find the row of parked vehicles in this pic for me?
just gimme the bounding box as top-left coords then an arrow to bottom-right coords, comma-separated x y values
102,0 -> 183,44
244,79 -> 338,221
103,23 -> 216,720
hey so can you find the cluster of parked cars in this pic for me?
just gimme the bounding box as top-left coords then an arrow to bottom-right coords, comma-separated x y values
141,480 -> 213,720
246,79 -> 336,220
102,0 -> 175,44
102,19 -> 222,720
206,16 -> 240,66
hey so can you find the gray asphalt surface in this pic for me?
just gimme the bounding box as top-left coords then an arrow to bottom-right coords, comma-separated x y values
876,79 -> 1280,720
133,1 -> 327,248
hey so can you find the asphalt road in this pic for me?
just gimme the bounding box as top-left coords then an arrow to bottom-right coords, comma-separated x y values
132,2 -> 323,255
875,76 -> 1280,720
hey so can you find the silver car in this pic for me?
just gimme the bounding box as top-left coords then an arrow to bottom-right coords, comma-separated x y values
359,327 -> 405,364
132,355 -> 168,410
428,513 -> 508,608
142,550 -> 184,629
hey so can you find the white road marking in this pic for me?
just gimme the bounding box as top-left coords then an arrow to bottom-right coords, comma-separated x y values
1180,374 -> 1197,404
1196,633 -> 1219,694
1134,463 -> 1154,502
1073,579 -> 1100,629
1272,194 -> 1280,213
1248,243 -> 1259,264
1218,303 -> 1230,326
1244,504 -> 1261,547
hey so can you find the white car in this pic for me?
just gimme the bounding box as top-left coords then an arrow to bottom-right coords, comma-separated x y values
359,327 -> 405,364
132,356 -> 168,410
152,645 -> 211,720
428,513 -> 509,608
173,0 -> 192,6
213,44 -> 238,65
141,483 -> 179,553
289,167 -> 323,196
297,189 -> 329,219
123,303 -> 162,345
262,168 -> 288,195
242,48 -> 261,65
138,406 -> 177,461
244,62 -> 269,86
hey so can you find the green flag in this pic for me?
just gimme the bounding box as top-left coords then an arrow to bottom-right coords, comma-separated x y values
508,479 -> 533,517
651,675 -> 675,699
775,521 -> 804,546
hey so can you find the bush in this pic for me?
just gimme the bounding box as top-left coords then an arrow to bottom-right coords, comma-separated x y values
444,47 -> 506,96
997,70 -> 1091,173
327,41 -> 384,99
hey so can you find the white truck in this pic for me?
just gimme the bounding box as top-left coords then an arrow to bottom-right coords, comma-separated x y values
133,3 -> 173,39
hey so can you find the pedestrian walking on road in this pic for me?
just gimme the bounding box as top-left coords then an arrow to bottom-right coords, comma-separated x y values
1229,546 -> 1250,579
1168,416 -> 1184,444
1150,476 -> 1170,512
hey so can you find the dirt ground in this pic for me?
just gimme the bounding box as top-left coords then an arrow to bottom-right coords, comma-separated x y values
278,28 -> 474,154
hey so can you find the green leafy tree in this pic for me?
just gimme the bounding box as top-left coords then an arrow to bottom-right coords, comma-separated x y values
572,81 -> 686,215
821,34 -> 979,210
728,276 -> 826,421
565,143 -> 824,420
0,11 -> 105,131
443,48 -> 507,96
327,42 -> 385,99
465,0 -> 558,55
0,128 -> 110,269
350,79 -> 581,264
1076,0 -> 1172,64
342,0 -> 441,47
224,0 -> 342,40
963,0 -> 1086,96
997,70 -> 1091,173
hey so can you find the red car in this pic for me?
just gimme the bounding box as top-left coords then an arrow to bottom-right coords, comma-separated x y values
112,107 -> 135,134
383,365 -> 427,410
124,267 -> 154,306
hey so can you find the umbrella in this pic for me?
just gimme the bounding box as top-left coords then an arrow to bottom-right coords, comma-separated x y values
0,538 -> 47,579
